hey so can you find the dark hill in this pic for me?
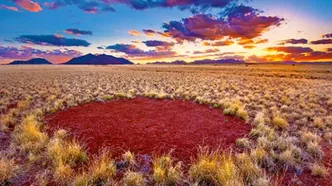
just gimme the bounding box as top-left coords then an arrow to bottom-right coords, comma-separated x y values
64,54 -> 133,65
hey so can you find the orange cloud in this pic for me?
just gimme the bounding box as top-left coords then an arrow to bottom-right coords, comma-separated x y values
128,30 -> 140,36
13,0 -> 42,12
203,40 -> 234,46
255,39 -> 268,44
243,45 -> 256,49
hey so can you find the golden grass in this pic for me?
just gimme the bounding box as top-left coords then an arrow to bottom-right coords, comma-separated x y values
0,154 -> 20,184
310,164 -> 329,177
236,153 -> 262,183
47,135 -> 87,166
152,154 -> 182,185
88,150 -> 116,184
272,116 -> 288,130
13,114 -> 48,153
123,171 -> 144,186
122,151 -> 135,165
189,149 -> 244,186
53,160 -> 73,185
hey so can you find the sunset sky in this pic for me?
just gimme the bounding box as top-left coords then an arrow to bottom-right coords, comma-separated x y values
0,0 -> 332,64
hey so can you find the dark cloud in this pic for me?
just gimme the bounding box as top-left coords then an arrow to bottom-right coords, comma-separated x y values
64,28 -> 93,35
45,0 -> 236,13
143,40 -> 174,47
328,48 -> 332,52
279,38 -> 308,45
266,46 -> 313,53
160,5 -> 284,42
311,39 -> 332,45
322,33 -> 332,38
0,45 -> 81,63
14,34 -> 91,47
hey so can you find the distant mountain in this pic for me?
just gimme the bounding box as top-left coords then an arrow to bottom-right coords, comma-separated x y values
9,58 -> 52,65
147,60 -> 187,65
64,54 -> 133,65
191,59 -> 245,64
148,58 -> 245,65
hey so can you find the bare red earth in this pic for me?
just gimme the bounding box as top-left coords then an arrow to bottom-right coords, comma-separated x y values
45,98 -> 250,163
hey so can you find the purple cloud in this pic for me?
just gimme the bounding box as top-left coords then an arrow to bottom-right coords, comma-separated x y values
143,40 -> 174,47
266,46 -> 313,53
279,38 -> 308,45
0,45 -> 82,63
104,43 -> 176,58
160,5 -> 284,42
311,39 -> 332,45
64,28 -> 93,35
322,33 -> 332,38
45,0 -> 236,13
14,34 -> 91,47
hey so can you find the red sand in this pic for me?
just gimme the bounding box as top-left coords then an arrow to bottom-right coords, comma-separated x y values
45,98 -> 250,162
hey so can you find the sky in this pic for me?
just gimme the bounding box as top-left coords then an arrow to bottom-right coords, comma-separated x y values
0,0 -> 331,64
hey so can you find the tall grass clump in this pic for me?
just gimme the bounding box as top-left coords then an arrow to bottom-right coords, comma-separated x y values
189,149 -> 243,186
152,154 -> 182,185
12,114 -> 48,153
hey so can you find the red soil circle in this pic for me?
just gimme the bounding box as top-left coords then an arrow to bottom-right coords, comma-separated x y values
45,98 -> 250,163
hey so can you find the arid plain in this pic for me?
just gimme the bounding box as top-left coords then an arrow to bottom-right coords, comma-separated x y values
0,64 -> 331,186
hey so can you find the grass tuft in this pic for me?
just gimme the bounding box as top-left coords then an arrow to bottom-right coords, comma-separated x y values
123,171 -> 144,186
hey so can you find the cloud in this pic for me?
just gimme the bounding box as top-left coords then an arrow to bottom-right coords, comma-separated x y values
104,43 -> 177,58
266,46 -> 313,53
0,45 -> 82,63
160,5 -> 284,42
247,50 -> 332,62
128,30 -> 140,36
14,34 -> 91,47
322,33 -> 332,38
45,0 -> 236,13
143,29 -> 158,36
13,0 -> 42,12
44,0 -> 115,13
311,39 -> 332,45
143,40 -> 174,47
243,45 -> 255,49
279,38 -> 308,45
238,39 -> 254,45
193,49 -> 220,54
203,40 -> 234,46
64,28 -> 93,36
0,4 -> 19,11
328,48 -> 332,52
255,39 -> 268,44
